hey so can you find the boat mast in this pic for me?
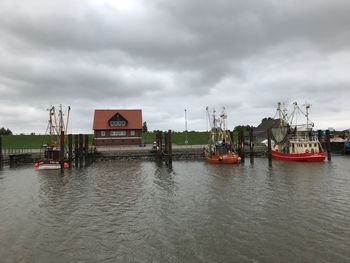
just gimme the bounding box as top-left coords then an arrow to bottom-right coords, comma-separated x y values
49,106 -> 53,146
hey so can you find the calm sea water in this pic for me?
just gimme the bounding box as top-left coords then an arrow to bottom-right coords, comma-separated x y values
1,157 -> 350,263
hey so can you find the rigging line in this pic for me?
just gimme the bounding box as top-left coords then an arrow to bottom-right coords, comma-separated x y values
52,107 -> 60,136
40,120 -> 50,155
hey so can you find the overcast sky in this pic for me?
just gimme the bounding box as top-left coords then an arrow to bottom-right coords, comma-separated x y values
1,0 -> 349,134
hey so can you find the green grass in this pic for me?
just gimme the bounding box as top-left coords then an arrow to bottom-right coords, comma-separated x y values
1,135 -> 94,149
143,131 -> 212,145
1,131 -> 240,148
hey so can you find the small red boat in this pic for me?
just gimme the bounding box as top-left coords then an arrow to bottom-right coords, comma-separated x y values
272,150 -> 325,162
206,153 -> 241,164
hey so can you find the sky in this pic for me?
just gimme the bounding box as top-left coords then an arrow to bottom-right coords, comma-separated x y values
1,0 -> 349,134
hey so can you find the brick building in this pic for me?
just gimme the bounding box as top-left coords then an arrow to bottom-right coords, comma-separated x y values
93,109 -> 142,146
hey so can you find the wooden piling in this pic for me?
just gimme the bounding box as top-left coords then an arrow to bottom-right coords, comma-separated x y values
326,129 -> 331,161
168,130 -> 172,166
79,134 -> 83,168
159,131 -> 163,153
74,134 -> 79,168
267,128 -> 272,166
238,129 -> 245,162
164,131 -> 168,157
60,130 -> 65,172
0,136 -> 3,169
249,128 -> 254,164
84,134 -> 89,164
68,134 -> 73,168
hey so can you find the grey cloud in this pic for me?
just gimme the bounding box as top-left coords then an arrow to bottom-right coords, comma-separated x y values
0,0 -> 349,133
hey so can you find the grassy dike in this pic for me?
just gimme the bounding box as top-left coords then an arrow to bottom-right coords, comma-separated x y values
1,131 -> 212,149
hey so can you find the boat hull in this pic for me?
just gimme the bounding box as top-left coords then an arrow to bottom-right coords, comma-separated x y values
35,160 -> 68,170
36,164 -> 61,170
206,153 -> 241,164
345,141 -> 350,154
272,150 -> 325,162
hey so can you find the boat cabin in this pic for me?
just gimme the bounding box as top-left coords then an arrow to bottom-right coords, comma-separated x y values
273,136 -> 323,154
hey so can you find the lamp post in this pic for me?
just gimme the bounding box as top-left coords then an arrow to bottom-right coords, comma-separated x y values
185,109 -> 188,144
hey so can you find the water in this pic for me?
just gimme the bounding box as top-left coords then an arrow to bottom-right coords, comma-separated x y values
1,157 -> 350,262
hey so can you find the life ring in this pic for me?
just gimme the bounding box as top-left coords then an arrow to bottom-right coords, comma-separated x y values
305,149 -> 309,153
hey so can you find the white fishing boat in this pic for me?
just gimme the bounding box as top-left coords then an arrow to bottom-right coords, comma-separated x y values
34,105 -> 70,170
271,102 -> 325,162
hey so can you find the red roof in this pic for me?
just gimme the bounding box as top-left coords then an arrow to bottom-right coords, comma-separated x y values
93,109 -> 142,130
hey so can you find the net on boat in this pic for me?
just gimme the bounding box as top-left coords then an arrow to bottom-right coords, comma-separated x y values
271,127 -> 288,143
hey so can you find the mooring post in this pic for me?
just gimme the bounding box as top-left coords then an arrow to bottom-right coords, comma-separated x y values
164,131 -> 168,163
68,134 -> 73,168
239,129 -> 245,162
159,131 -> 163,154
60,130 -> 65,172
0,136 -> 3,169
84,134 -> 89,164
79,134 -> 83,168
74,134 -> 79,168
326,129 -> 331,161
168,130 -> 172,166
249,127 -> 254,164
267,128 -> 272,166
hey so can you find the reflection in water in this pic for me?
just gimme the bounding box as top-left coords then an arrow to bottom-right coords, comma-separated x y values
0,158 -> 350,262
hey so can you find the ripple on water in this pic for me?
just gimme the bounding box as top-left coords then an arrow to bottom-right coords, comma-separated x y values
0,157 -> 350,262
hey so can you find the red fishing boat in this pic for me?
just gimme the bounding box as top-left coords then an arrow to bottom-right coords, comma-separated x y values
204,107 -> 241,164
271,102 -> 325,162
206,152 -> 241,164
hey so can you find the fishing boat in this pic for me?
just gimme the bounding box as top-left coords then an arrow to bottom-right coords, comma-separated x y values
271,102 -> 325,162
204,107 -> 241,164
34,105 -> 70,170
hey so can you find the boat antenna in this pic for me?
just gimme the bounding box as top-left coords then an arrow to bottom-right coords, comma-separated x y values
206,106 -> 210,131
65,106 -> 71,135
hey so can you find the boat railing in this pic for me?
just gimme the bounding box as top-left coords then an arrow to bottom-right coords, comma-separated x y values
289,136 -> 320,143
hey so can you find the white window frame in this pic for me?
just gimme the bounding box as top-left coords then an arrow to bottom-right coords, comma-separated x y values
130,130 -> 135,136
110,130 -> 126,136
101,131 -> 106,137
110,121 -> 126,127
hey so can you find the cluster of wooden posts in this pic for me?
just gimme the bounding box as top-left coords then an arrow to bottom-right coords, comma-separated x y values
235,128 -> 255,164
155,130 -> 173,167
64,132 -> 92,171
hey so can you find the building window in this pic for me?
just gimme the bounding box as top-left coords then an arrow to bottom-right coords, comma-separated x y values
101,131 -> 106,136
110,130 -> 126,136
110,121 -> 126,127
130,130 -> 135,136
